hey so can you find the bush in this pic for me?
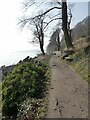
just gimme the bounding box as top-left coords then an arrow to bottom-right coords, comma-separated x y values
2,61 -> 48,119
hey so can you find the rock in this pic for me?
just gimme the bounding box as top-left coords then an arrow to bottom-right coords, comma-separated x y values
74,90 -> 77,93
84,114 -> 87,117
53,107 -> 57,110
61,50 -> 74,59
53,51 -> 62,56
65,57 -> 73,62
51,87 -> 54,89
19,60 -> 22,63
61,106 -> 64,108
61,53 -> 68,60
53,64 -> 56,66
23,56 -> 30,62
64,50 -> 74,55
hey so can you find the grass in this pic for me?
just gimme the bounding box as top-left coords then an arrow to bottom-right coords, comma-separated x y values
68,49 -> 89,83
63,37 -> 90,83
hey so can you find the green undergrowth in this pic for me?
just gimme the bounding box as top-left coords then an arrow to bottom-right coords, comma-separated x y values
2,59 -> 50,120
68,47 -> 89,83
0,82 -> 2,119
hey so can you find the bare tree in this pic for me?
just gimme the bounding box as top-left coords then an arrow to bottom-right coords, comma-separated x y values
19,1 -> 62,54
19,0 -> 74,53
32,16 -> 45,55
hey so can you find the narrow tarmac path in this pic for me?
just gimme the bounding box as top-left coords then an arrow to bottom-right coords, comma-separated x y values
46,56 -> 88,118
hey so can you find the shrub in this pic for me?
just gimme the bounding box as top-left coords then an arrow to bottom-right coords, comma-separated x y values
2,61 -> 48,119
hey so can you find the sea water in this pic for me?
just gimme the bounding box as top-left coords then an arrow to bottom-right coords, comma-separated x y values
0,50 -> 40,67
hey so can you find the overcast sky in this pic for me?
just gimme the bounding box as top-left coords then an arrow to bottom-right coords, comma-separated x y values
0,0 -> 89,55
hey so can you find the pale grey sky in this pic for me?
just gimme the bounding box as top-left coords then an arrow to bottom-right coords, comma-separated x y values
0,0 -> 89,55
71,2 -> 88,28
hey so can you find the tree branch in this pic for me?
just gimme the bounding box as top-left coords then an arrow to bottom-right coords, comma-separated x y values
32,6 -> 62,19
68,8 -> 73,29
23,1 -> 35,11
44,17 -> 62,29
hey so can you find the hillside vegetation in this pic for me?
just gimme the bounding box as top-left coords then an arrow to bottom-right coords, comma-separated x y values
62,36 -> 90,83
65,16 -> 90,83
2,58 -> 50,120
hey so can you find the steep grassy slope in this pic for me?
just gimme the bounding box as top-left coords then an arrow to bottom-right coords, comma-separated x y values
66,39 -> 90,83
70,49 -> 89,82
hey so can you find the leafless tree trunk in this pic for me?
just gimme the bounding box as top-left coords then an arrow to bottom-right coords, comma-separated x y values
39,29 -> 45,55
57,33 -> 61,51
62,0 -> 74,48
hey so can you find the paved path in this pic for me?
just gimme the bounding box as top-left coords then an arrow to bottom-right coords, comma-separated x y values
46,56 -> 88,118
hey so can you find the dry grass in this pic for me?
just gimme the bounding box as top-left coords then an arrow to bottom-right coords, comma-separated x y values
67,37 -> 89,82
73,37 -> 90,52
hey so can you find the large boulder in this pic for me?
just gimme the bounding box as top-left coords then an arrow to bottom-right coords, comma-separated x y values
65,56 -> 73,62
61,50 -> 74,60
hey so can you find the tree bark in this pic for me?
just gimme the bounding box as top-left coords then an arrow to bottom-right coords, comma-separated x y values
62,0 -> 73,48
57,33 -> 61,51
40,42 -> 45,55
39,32 -> 45,55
